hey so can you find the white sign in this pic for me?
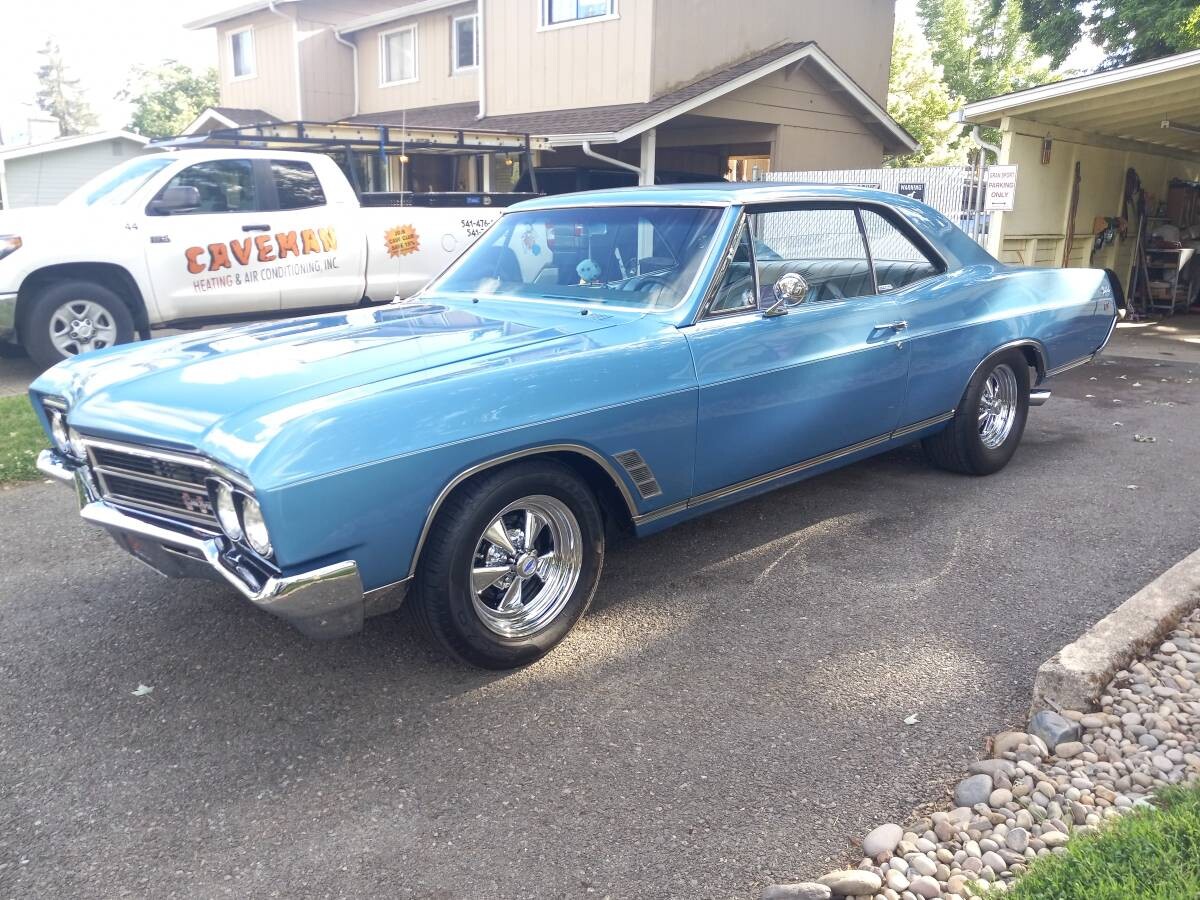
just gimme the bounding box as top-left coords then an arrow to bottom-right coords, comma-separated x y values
985,165 -> 1019,211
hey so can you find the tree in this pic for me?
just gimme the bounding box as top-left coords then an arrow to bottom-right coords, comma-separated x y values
999,0 -> 1200,68
121,62 -> 219,139
917,0 -> 1053,104
35,40 -> 98,136
886,22 -> 964,167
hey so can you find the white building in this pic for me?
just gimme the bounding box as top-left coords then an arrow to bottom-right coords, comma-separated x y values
0,132 -> 151,209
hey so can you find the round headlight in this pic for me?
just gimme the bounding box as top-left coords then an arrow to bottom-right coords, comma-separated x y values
67,426 -> 87,461
214,481 -> 242,542
240,495 -> 272,557
49,410 -> 70,455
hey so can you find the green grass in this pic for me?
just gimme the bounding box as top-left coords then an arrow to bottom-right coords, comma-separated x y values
1003,784 -> 1200,900
0,394 -> 46,485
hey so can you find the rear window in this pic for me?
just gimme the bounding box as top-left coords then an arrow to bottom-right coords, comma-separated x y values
272,160 -> 326,210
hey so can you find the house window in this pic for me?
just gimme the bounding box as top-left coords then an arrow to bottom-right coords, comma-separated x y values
381,25 -> 417,84
230,28 -> 255,79
452,14 -> 478,72
542,0 -> 616,27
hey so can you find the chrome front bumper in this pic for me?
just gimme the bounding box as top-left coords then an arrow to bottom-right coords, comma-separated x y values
38,448 -> 369,639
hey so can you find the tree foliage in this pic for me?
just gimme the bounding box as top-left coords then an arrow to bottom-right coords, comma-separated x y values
35,40 -> 98,137
917,0 -> 1052,103
998,0 -> 1200,68
121,62 -> 219,139
887,21 -> 963,167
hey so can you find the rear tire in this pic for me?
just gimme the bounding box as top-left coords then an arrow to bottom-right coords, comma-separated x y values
923,350 -> 1030,475
22,280 -> 135,371
411,460 -> 605,669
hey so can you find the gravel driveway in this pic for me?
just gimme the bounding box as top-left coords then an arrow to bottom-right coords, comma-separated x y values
2,354 -> 1199,899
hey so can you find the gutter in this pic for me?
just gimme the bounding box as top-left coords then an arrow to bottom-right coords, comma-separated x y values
476,0 -> 486,120
267,0 -> 304,120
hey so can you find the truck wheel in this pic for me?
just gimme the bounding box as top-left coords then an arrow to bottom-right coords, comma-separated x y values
411,460 -> 605,669
923,350 -> 1030,476
23,281 -> 135,370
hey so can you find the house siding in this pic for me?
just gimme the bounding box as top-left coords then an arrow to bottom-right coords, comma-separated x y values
216,8 -> 303,120
649,0 -> 893,104
3,139 -> 147,208
356,2 -> 480,114
482,0 -> 655,116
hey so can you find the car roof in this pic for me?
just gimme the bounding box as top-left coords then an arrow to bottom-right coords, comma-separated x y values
510,182 -> 921,211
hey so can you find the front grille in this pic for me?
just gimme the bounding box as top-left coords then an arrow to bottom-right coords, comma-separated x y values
86,441 -> 218,529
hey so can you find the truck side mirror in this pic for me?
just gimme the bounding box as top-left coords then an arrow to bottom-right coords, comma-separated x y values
148,185 -> 201,216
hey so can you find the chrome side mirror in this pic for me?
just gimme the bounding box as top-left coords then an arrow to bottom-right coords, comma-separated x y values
763,272 -> 809,318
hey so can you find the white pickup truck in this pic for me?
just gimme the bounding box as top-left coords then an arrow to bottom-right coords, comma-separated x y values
0,149 -> 513,368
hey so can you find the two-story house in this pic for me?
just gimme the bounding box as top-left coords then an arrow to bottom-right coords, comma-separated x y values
185,0 -> 915,190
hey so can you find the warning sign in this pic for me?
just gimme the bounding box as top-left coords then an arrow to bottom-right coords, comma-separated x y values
984,165 -> 1019,211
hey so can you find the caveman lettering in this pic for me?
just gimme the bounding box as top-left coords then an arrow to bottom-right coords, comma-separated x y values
183,226 -> 339,273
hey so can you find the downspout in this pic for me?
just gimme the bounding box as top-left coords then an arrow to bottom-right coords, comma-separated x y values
581,141 -> 642,177
476,0 -> 487,119
333,30 -> 360,116
970,126 -> 1001,245
267,0 -> 303,120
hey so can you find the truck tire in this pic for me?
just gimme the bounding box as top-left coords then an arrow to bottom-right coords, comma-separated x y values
23,280 -> 136,370
411,460 -> 605,669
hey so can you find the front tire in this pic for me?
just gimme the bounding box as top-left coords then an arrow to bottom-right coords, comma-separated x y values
412,460 -> 605,669
23,280 -> 136,370
923,350 -> 1030,475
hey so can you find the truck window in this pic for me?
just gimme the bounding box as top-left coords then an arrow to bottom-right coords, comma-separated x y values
271,160 -> 326,210
152,160 -> 261,215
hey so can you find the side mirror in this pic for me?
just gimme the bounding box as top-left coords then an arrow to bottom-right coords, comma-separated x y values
763,272 -> 809,318
148,185 -> 201,215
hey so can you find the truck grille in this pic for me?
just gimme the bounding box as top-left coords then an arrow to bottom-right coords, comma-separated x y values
85,441 -> 218,529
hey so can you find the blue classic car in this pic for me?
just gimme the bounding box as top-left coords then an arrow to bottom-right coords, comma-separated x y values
31,184 -> 1121,668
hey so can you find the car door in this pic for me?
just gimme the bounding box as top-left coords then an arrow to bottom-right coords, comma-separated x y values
684,204 -> 912,497
270,158 -> 367,311
142,158 -> 279,322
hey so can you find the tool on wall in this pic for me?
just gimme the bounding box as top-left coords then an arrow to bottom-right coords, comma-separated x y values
1062,162 -> 1082,267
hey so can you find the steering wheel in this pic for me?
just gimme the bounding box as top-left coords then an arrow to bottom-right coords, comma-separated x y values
621,273 -> 672,293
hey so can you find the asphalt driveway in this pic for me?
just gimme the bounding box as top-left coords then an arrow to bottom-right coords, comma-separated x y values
2,354 -> 1200,899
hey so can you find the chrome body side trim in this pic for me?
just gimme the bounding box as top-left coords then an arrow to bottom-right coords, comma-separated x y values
406,443 -> 641,580
1044,355 -> 1093,378
632,411 -> 955,526
965,339 -> 1048,392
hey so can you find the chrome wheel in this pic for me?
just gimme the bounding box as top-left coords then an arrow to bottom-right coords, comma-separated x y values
978,363 -> 1019,449
49,299 -> 119,357
469,495 -> 583,638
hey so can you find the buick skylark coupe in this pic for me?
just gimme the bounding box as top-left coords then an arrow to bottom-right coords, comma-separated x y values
32,185 -> 1122,668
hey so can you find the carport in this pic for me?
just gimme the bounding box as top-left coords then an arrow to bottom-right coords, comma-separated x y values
961,49 -> 1200,300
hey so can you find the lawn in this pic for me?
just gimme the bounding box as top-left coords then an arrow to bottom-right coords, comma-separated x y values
0,394 -> 46,485
1004,784 -> 1200,900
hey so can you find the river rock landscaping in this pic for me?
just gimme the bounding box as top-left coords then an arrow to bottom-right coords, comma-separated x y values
763,608 -> 1200,900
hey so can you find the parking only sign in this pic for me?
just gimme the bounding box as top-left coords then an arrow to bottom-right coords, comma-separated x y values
897,182 -> 925,201
985,165 -> 1019,211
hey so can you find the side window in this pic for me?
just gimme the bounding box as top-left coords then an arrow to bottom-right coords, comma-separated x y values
707,223 -> 757,315
272,160 -> 326,210
859,209 -> 940,291
152,160 -> 261,215
749,207 -> 873,302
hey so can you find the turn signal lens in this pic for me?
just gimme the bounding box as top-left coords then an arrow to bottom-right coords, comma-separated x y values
214,481 -> 243,542
240,495 -> 272,557
67,426 -> 87,461
49,409 -> 70,455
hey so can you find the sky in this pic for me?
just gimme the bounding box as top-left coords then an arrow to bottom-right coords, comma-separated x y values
0,0 -> 1106,139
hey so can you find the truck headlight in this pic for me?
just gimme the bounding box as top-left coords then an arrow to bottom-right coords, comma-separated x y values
213,481 -> 243,542
240,495 -> 272,557
0,235 -> 20,262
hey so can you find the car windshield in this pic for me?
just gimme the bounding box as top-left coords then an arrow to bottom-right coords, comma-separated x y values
434,205 -> 725,309
61,156 -> 175,207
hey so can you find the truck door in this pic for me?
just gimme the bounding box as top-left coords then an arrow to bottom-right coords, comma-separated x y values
142,158 -> 279,322
270,158 -> 366,311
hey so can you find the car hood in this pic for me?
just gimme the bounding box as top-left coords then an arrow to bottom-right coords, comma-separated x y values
32,297 -> 639,474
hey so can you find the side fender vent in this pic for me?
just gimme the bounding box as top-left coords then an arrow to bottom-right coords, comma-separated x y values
613,449 -> 663,499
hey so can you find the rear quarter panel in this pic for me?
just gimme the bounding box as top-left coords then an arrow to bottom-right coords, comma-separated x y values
898,264 -> 1113,426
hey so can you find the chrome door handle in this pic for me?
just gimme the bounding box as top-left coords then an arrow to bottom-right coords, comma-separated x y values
875,320 -> 908,331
